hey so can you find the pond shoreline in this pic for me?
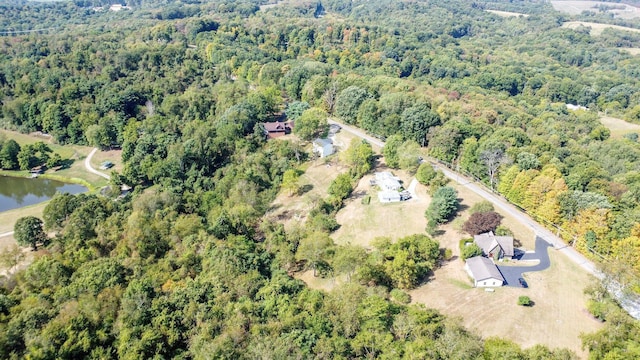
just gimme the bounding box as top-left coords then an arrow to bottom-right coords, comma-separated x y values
0,170 -> 95,191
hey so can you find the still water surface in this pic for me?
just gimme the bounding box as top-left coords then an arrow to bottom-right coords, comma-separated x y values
0,176 -> 86,212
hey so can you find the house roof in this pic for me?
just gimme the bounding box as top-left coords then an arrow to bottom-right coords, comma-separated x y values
263,121 -> 293,132
375,171 -> 402,190
474,231 -> 514,257
313,138 -> 333,147
466,256 -> 504,282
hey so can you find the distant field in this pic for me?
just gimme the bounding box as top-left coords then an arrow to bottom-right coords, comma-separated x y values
562,21 -> 640,35
600,115 -> 640,138
620,47 -> 640,55
486,10 -> 529,18
552,1 -> 640,19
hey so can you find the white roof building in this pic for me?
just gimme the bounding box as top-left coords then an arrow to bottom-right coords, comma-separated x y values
374,171 -> 402,191
464,256 -> 504,288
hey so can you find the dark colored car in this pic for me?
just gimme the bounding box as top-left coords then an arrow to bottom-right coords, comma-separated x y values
518,278 -> 528,288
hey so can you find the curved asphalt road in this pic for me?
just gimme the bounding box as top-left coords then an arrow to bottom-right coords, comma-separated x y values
498,236 -> 552,287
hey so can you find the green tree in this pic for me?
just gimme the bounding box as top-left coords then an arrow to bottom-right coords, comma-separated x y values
335,86 -> 369,124
343,139 -> 374,178
0,139 -> 21,169
285,101 -> 310,121
294,107 -> 327,141
328,173 -> 353,201
416,163 -> 437,185
382,134 -> 403,169
14,216 -> 47,250
400,103 -> 440,146
281,169 -> 301,196
397,140 -> 421,173
425,186 -> 459,225
296,231 -> 334,276
43,193 -> 80,231
333,245 -> 367,281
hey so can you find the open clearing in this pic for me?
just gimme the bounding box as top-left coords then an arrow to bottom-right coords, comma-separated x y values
552,1 -> 640,19
620,47 -> 640,55
600,115 -> 640,138
332,167 -> 430,247
290,152 -> 598,356
562,21 -> 640,36
486,10 -> 529,18
0,129 -> 112,188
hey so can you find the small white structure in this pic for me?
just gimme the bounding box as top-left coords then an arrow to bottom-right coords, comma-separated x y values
109,4 -> 131,11
313,138 -> 334,158
378,190 -> 401,203
375,171 -> 402,191
566,103 -> 588,111
465,256 -> 504,288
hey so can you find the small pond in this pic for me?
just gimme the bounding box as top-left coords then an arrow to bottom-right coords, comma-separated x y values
0,176 -> 87,213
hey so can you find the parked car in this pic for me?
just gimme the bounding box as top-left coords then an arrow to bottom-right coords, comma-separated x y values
518,278 -> 528,288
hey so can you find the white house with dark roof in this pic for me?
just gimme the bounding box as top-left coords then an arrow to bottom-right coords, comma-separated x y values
474,231 -> 514,260
464,256 -> 504,287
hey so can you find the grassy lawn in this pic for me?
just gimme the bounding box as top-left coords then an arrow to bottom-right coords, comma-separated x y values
332,168 -> 429,247
562,21 -> 640,36
0,129 -> 113,189
599,116 -> 640,139
0,202 -> 49,234
410,251 -> 602,357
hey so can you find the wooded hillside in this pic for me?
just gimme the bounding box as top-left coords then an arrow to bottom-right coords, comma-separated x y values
1,0 -> 639,358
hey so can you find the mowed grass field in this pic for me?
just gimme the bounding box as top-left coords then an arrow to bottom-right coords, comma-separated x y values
0,129 -> 112,188
485,10 -> 529,18
552,1 -> 640,19
599,115 -> 640,138
281,148 -> 600,356
332,168 -> 430,248
562,21 -> 640,36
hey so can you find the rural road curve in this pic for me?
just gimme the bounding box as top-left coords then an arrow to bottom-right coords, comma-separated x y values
330,119 -> 598,275
85,148 -> 111,180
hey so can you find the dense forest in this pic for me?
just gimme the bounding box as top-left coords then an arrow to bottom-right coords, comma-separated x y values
1,0 -> 640,358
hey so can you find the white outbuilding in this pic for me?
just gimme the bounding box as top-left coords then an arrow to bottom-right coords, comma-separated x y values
464,256 -> 504,288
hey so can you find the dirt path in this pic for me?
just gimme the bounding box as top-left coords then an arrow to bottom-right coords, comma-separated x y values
84,148 -> 111,180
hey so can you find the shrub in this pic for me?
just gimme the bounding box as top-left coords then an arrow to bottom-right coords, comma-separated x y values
361,194 -> 371,205
495,225 -> 513,237
462,211 -> 503,235
518,296 -> 532,306
390,288 -> 411,304
461,243 -> 483,260
443,248 -> 453,260
469,200 -> 494,215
